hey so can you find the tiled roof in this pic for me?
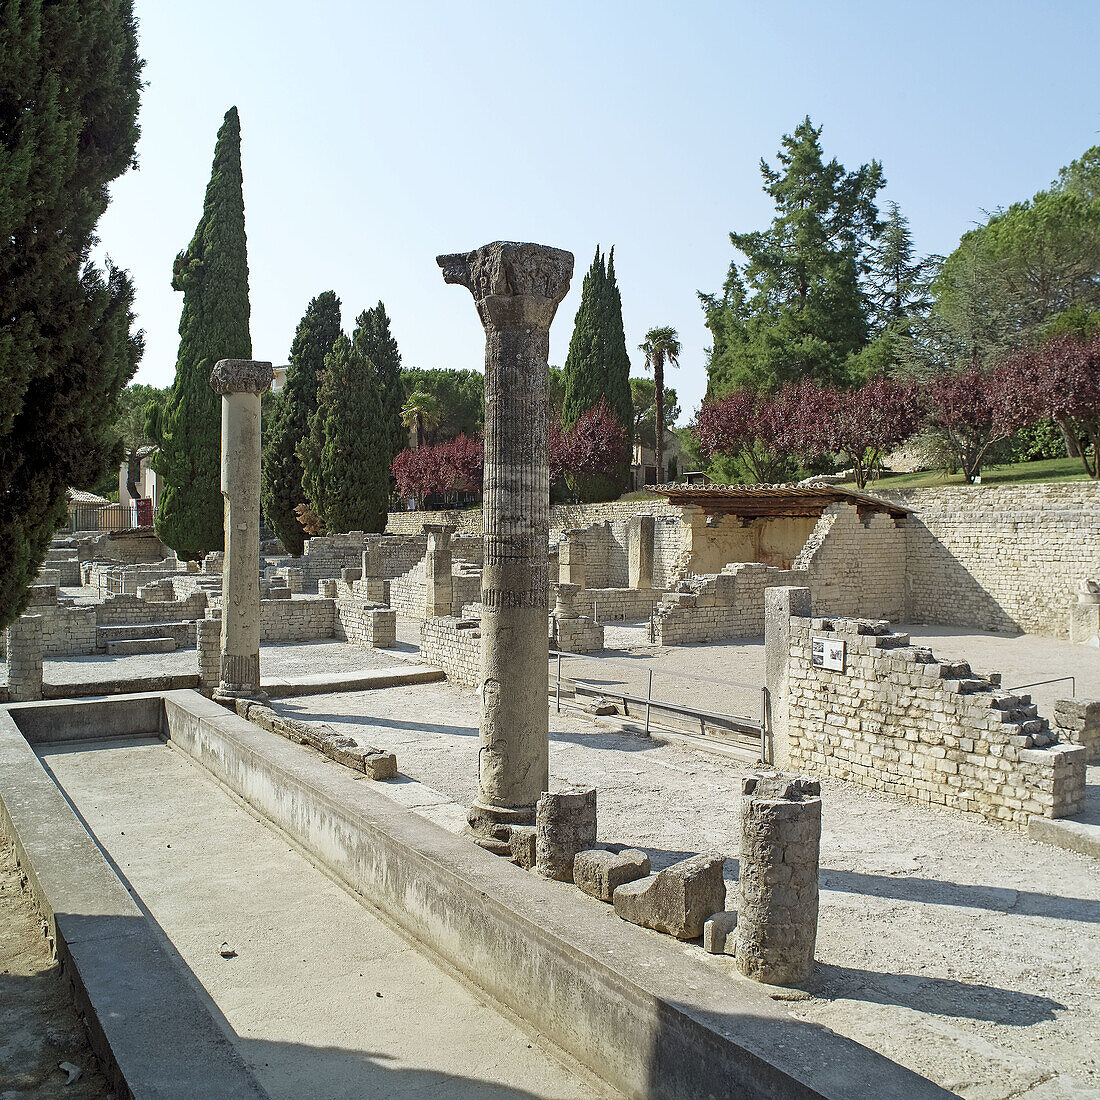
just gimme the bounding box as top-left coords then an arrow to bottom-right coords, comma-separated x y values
650,482 -> 911,519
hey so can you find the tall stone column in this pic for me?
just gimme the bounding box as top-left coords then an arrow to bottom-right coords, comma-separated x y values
628,515 -> 655,589
438,241 -> 574,853
423,524 -> 454,617
209,359 -> 273,703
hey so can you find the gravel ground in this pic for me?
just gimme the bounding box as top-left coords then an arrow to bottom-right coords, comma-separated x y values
272,638 -> 1100,1099
0,840 -> 116,1098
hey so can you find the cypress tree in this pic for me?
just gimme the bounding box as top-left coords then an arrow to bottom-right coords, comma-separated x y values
561,247 -> 633,500
153,107 -> 252,559
0,1 -> 143,629
261,291 -> 341,555
354,301 -> 404,466
299,328 -> 389,534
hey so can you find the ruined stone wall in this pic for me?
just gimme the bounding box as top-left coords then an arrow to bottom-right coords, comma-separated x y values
796,504 -> 906,621
293,534 -> 372,593
389,561 -> 481,620
880,484 -> 1100,637
419,615 -> 481,688
652,563 -> 805,645
94,592 -> 208,626
259,596 -> 336,642
785,615 -> 1085,827
333,599 -> 397,648
556,585 -> 664,623
688,514 -> 818,575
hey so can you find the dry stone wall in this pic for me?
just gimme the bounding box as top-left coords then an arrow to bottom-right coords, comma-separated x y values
784,615 -> 1086,827
419,616 -> 481,688
259,596 -> 336,642
884,483 -> 1100,637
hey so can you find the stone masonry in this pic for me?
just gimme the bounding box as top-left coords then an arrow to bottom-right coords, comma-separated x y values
439,240 -> 573,852
5,614 -> 43,702
735,774 -> 821,987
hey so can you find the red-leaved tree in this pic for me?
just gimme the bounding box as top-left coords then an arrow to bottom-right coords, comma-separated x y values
1009,334 -> 1100,478
562,399 -> 629,482
692,389 -> 794,483
393,433 -> 485,505
924,363 -> 1032,483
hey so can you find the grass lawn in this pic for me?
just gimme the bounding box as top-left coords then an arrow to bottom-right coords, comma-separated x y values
867,457 -> 1094,491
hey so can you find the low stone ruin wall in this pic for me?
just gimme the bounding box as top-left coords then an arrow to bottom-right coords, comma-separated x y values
17,586 -> 97,658
389,564 -> 481,621
556,585 -> 664,623
95,591 -> 208,627
419,616 -> 481,688
259,596 -> 336,643
333,599 -> 396,648
782,614 -> 1086,827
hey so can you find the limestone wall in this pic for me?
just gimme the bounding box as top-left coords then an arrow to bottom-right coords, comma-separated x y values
882,483 -> 1100,637
419,616 -> 481,688
259,596 -> 336,642
688,513 -> 818,574
333,599 -> 397,648
796,505 -> 906,621
784,615 -> 1085,827
94,592 -> 208,626
556,585 -> 664,623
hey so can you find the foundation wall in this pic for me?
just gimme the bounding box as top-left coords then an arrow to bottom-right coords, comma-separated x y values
419,616 -> 481,688
884,483 -> 1100,637
784,616 -> 1086,827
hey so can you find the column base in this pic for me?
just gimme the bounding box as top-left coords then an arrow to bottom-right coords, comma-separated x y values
466,800 -> 536,855
213,684 -> 269,707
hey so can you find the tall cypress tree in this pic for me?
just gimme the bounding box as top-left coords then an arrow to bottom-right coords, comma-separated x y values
153,107 -> 251,559
0,1 -> 143,629
561,247 -> 633,499
261,291 -> 341,555
354,301 -> 404,467
299,326 -> 389,534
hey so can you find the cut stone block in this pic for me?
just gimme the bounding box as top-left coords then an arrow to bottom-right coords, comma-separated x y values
612,853 -> 726,940
703,911 -> 738,955
508,825 -> 537,870
364,751 -> 398,781
574,848 -> 650,903
105,636 -> 176,655
536,787 -> 597,882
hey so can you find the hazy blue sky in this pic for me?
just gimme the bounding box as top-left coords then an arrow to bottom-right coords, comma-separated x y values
99,0 -> 1100,421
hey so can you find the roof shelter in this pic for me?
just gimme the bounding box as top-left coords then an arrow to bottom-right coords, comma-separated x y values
651,483 -> 911,520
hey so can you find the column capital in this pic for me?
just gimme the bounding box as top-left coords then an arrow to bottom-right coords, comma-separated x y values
437,241 -> 573,331
210,359 -> 273,396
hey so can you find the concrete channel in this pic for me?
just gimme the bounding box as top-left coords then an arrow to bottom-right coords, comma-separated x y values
0,691 -> 954,1100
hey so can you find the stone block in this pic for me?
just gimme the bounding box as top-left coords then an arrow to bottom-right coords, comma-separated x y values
574,848 -> 650,903
508,825 -> 537,869
364,751 -> 398,780
612,853 -> 726,940
703,911 -> 738,955
535,787 -> 597,882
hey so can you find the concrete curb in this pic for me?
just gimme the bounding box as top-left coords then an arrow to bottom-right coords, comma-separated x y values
161,689 -> 952,1100
1029,815 -> 1100,859
0,698 -> 269,1099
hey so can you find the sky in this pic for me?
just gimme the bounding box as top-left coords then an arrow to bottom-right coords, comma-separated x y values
98,0 -> 1100,424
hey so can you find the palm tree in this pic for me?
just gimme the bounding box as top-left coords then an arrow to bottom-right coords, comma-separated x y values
639,326 -> 681,482
401,389 -> 441,449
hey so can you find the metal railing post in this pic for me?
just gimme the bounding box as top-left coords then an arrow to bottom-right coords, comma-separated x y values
556,652 -> 562,713
645,669 -> 653,737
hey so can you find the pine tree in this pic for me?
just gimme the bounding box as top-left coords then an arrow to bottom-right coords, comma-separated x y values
299,328 -> 389,534
561,247 -> 633,500
153,107 -> 252,559
701,117 -> 884,396
354,301 -> 404,466
866,201 -> 932,337
0,1 -> 143,629
261,291 -> 341,555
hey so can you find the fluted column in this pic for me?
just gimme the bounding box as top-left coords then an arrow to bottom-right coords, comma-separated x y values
209,358 -> 273,703
438,242 -> 574,852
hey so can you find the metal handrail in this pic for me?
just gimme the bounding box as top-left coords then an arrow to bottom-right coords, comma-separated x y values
1006,675 -> 1075,698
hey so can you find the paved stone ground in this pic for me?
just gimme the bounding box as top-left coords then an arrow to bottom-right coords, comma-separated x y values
275,621 -> 1100,1099
0,840 -> 116,1098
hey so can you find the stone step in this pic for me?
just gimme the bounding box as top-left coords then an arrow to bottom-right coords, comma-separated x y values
105,636 -> 177,656
97,620 -> 196,648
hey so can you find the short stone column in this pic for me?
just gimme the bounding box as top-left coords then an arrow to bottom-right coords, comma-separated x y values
209,359 -> 273,703
424,524 -> 454,617
535,787 -> 597,881
553,582 -> 579,619
678,505 -> 707,574
284,568 -> 303,595
558,532 -> 586,588
628,515 -> 655,590
764,586 -> 812,769
439,241 -> 574,852
5,614 -> 43,702
735,774 -> 821,987
196,617 -> 221,695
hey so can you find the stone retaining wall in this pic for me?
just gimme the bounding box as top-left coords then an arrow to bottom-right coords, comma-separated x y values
783,614 -> 1086,827
419,616 -> 481,688
885,483 -> 1100,637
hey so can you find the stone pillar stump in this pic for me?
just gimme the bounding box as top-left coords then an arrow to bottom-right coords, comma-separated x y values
629,515 -> 655,590
5,614 -> 43,702
209,359 -> 273,703
438,241 -> 573,853
424,524 -> 454,617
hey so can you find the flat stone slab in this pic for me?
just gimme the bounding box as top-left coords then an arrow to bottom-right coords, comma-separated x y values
574,847 -> 650,902
1029,815 -> 1100,860
613,852 -> 727,940
263,665 -> 444,698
